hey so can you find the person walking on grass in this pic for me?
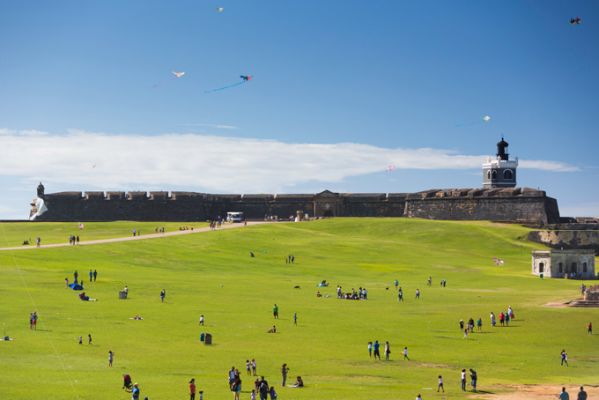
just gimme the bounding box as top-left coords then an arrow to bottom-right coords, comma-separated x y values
189,378 -> 196,400
469,369 -> 477,392
384,341 -> 391,360
108,350 -> 114,367
561,349 -> 568,366
88,334 -> 92,345
273,304 -> 279,319
415,288 -> 421,299
460,369 -> 466,391
398,287 -> 404,302
368,341 -> 373,358
403,346 -> 409,360
93,269 -> 97,281
373,340 -> 381,360
293,312 -> 297,325
160,289 -> 166,303
281,363 -> 289,387
251,359 -> 257,376
437,375 -> 444,392
89,269 -> 93,282
588,322 -> 593,335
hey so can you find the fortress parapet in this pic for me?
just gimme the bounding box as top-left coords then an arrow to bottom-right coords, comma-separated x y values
33,186 -> 560,223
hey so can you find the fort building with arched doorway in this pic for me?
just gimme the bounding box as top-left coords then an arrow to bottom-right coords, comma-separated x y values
532,249 -> 596,279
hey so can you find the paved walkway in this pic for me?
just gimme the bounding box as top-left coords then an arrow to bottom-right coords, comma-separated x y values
0,221 -> 271,251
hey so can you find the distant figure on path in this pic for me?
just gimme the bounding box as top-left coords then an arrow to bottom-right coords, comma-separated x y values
577,386 -> 587,400
559,387 -> 569,400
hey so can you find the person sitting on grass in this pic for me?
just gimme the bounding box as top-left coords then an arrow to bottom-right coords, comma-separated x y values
79,292 -> 96,301
290,376 -> 304,388
267,325 -> 277,333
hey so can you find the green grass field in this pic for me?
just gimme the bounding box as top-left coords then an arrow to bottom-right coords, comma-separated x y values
0,221 -> 207,246
0,218 -> 597,400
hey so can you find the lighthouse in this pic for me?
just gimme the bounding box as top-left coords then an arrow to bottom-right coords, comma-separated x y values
482,137 -> 518,188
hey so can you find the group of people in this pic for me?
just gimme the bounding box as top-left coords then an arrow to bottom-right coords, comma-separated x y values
489,306 -> 515,328
367,340 -> 409,361
29,311 -> 38,330
336,285 -> 368,300
68,234 -> 80,245
559,386 -> 588,400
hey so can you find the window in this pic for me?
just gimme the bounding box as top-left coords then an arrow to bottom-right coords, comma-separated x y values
503,169 -> 513,180
571,263 -> 577,273
539,262 -> 544,273
487,171 -> 491,179
558,263 -> 563,273
492,170 -> 497,179
583,262 -> 588,273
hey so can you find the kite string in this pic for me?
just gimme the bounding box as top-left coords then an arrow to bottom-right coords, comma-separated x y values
204,80 -> 245,93
0,224 -> 82,400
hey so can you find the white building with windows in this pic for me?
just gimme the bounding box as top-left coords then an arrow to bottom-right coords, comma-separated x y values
531,249 -> 596,279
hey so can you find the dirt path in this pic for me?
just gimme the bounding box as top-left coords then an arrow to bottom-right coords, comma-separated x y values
0,221 -> 271,251
471,384 -> 599,400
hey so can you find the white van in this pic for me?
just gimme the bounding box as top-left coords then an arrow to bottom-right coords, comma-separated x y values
227,211 -> 245,223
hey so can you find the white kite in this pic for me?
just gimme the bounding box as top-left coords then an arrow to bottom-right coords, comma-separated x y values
483,115 -> 491,122
172,71 -> 186,78
216,7 -> 224,13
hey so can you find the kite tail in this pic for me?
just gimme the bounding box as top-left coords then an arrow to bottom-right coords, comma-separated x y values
204,81 -> 246,93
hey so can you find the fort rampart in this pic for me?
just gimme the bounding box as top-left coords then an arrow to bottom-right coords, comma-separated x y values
34,187 -> 560,224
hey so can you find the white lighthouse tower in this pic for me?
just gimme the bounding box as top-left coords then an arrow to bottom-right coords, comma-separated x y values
482,137 -> 518,188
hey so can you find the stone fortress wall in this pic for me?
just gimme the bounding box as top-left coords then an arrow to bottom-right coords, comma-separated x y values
35,187 -> 560,224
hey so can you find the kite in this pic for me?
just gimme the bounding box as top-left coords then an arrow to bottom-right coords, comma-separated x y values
205,75 -> 253,93
216,7 -> 224,13
172,71 -> 186,78
456,115 -> 492,128
386,164 -> 396,173
570,17 -> 582,25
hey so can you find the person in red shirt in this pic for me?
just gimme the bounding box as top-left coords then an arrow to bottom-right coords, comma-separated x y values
189,378 -> 196,400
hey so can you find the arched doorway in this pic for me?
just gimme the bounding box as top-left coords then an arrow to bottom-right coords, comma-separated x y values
539,262 -> 544,274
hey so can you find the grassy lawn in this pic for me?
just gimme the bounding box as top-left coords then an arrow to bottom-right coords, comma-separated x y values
0,221 -> 208,247
0,218 -> 597,400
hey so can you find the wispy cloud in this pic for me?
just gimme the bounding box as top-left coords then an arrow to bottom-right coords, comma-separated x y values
178,123 -> 238,130
0,129 -> 578,193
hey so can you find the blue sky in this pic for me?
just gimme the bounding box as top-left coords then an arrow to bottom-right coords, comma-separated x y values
1,1 -> 598,219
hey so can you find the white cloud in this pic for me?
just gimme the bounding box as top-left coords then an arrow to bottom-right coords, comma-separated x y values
0,129 -> 578,193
